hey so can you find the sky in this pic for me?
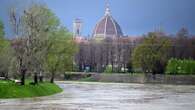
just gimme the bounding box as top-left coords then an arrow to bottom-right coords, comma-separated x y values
0,0 -> 195,38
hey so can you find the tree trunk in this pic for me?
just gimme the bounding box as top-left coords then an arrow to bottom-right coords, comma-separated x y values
39,76 -> 43,83
152,72 -> 156,80
39,72 -> 43,83
34,72 -> 38,84
5,72 -> 9,80
21,69 -> 26,85
50,72 -> 55,83
20,58 -> 26,85
79,64 -> 82,72
111,62 -> 114,73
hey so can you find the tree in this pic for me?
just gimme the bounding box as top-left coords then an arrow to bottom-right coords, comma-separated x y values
45,27 -> 77,83
0,21 -> 5,38
0,21 -> 12,78
9,3 -> 62,84
0,41 -> 12,78
174,28 -> 190,59
132,32 -> 171,74
21,4 -> 60,84
9,7 -> 28,85
74,37 -> 135,73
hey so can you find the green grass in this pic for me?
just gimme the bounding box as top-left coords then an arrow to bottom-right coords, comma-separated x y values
79,76 -> 97,82
0,80 -> 63,99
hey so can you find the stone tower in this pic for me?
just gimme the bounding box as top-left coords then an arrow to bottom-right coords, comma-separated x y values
73,18 -> 83,37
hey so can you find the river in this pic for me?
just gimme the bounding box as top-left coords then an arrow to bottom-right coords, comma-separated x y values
0,81 -> 195,110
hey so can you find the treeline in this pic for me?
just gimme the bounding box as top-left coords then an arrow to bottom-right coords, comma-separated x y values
0,3 -> 77,85
75,28 -> 195,74
75,38 -> 133,73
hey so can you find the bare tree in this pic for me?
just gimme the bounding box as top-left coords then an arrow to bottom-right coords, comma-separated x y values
9,8 -> 28,85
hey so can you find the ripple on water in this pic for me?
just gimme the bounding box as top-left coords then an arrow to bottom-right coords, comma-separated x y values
1,82 -> 195,110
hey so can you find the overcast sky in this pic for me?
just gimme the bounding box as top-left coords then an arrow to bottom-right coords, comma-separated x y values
0,0 -> 195,38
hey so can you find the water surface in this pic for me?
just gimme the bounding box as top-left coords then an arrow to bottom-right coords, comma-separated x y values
0,81 -> 195,110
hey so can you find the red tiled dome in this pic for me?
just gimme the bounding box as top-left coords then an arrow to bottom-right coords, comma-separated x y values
93,6 -> 123,39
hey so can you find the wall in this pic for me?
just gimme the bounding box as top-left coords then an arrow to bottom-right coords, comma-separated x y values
63,73 -> 195,85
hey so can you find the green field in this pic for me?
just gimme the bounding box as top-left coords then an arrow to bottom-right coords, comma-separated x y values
0,80 -> 63,99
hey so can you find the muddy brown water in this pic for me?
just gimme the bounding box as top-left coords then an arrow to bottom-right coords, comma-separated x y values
0,81 -> 195,110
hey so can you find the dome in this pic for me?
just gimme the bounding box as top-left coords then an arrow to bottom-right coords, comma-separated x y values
92,5 -> 123,39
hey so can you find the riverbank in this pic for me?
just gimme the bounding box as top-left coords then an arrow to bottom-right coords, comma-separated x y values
63,73 -> 195,85
0,80 -> 62,99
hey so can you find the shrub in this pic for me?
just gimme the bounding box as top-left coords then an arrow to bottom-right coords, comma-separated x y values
166,58 -> 195,75
104,65 -> 113,73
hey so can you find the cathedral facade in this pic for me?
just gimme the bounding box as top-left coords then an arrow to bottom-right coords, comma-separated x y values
73,3 -> 138,72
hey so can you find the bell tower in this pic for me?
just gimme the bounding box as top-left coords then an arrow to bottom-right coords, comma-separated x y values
73,18 -> 83,37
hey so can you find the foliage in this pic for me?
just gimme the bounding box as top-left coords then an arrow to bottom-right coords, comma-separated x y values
166,59 -> 195,75
0,80 -> 62,98
0,44 -> 12,77
8,3 -> 77,84
0,21 -> 12,78
8,57 -> 20,78
45,27 -> 77,83
20,4 -> 61,84
0,21 -> 5,38
132,32 -> 171,74
0,21 -> 7,52
104,65 -> 113,73
173,28 -> 190,59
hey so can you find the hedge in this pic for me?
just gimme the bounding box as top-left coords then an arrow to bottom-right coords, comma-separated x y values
166,58 -> 195,75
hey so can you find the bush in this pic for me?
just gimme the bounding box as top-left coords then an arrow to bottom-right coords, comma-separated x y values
166,58 -> 195,75
104,65 -> 113,73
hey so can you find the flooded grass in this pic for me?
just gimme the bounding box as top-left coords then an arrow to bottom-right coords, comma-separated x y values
0,80 -> 62,99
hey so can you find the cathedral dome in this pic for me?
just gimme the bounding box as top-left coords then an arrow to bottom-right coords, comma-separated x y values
92,5 -> 123,39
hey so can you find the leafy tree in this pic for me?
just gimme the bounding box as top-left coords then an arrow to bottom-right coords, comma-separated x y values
132,32 -> 171,74
9,7 -> 29,85
0,20 -> 6,53
0,41 -> 12,78
9,3 -> 62,84
45,27 -> 77,83
174,28 -> 190,59
0,21 -> 5,38
0,21 -> 12,78
104,65 -> 113,73
21,4 -> 60,84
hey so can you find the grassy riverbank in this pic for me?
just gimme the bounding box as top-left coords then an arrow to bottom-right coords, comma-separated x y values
0,80 -> 62,99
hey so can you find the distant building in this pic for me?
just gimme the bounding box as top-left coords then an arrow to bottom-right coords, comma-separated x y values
73,2 -> 132,43
92,3 -> 123,40
73,19 -> 88,43
73,2 -> 142,72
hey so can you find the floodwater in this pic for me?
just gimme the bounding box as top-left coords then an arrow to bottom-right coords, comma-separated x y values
1,82 -> 195,110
